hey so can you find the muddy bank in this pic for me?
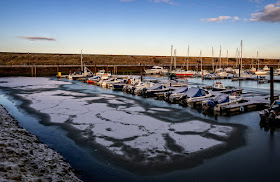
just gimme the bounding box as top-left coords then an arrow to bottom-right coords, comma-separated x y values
0,105 -> 82,182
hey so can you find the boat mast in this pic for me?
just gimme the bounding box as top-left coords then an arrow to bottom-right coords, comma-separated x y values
240,40 -> 243,71
170,45 -> 173,72
174,49 -> 177,70
227,50 -> 229,67
200,50 -> 202,75
187,45 -> 190,71
81,49 -> 83,72
235,48 -> 239,68
212,47 -> 214,71
257,51 -> 259,70
219,45 -> 222,68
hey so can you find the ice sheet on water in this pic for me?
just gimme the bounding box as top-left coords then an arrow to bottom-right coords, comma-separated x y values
2,77 -> 237,164
0,77 -> 71,89
170,120 -> 211,133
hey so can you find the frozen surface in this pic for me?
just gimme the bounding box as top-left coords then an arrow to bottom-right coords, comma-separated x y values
1,77 -> 236,164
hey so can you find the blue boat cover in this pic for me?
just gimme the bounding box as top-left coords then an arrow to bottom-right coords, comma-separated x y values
185,87 -> 206,98
172,87 -> 188,94
207,94 -> 229,107
147,84 -> 163,90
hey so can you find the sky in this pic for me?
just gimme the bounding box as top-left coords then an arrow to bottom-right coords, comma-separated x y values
0,0 -> 279,58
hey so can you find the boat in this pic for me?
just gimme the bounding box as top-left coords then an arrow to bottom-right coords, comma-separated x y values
255,70 -> 268,75
143,84 -> 170,97
164,86 -> 189,103
87,76 -> 101,84
212,82 -> 226,91
258,78 -> 268,84
133,82 -> 155,95
68,66 -> 94,80
263,65 -> 270,71
202,94 -> 243,112
144,66 -> 168,75
174,69 -> 195,77
179,87 -> 211,105
95,69 -> 112,77
259,100 -> 280,126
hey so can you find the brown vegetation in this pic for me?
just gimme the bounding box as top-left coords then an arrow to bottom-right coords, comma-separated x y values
1,52 -> 279,66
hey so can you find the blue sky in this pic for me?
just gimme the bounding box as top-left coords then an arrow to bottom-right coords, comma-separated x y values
0,0 -> 279,58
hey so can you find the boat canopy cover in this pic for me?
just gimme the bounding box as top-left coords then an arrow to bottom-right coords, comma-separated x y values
147,84 -> 163,90
185,87 -> 206,98
172,87 -> 188,94
207,94 -> 229,107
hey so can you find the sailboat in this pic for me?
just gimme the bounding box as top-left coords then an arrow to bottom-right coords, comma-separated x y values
68,50 -> 94,80
255,51 -> 268,75
174,46 -> 195,76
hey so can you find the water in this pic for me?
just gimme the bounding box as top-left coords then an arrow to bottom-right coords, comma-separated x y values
0,76 -> 280,182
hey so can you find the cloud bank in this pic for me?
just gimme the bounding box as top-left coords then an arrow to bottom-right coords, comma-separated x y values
201,16 -> 239,23
18,37 -> 56,41
250,1 -> 280,22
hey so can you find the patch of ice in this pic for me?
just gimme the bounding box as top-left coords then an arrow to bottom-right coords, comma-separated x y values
99,94 -> 116,98
0,77 -> 71,90
169,133 -> 223,153
171,120 -> 211,133
92,122 -> 147,140
95,137 -> 114,147
72,124 -> 90,131
124,133 -> 169,158
208,126 -> 233,138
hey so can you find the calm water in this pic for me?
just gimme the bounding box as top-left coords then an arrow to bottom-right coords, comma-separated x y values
1,76 -> 280,182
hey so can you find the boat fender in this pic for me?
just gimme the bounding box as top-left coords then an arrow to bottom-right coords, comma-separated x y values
240,106 -> 244,112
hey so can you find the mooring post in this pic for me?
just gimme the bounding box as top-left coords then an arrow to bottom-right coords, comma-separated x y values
31,66 -> 33,77
270,67 -> 274,105
34,66 -> 37,77
106,65 -> 108,73
95,64 -> 97,75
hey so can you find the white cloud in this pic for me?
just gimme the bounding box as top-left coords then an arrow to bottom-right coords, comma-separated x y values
153,0 -> 175,5
200,16 -> 239,23
250,1 -> 280,22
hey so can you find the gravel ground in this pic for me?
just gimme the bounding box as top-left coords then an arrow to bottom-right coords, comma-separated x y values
0,105 -> 82,182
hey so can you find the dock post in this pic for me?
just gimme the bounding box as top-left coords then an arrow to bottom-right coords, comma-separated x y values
270,67 -> 274,105
34,66 -> 37,77
31,66 -> 33,77
95,64 -> 97,75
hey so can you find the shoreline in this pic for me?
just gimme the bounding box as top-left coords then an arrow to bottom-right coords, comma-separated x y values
0,104 -> 82,181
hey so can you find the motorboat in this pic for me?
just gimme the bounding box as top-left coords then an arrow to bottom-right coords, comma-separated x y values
87,76 -> 101,84
202,94 -> 243,112
179,87 -> 211,105
143,84 -> 170,97
164,86 -> 189,103
174,69 -> 195,77
258,78 -> 268,84
212,82 -> 226,91
144,66 -> 168,75
95,69 -> 112,77
133,82 -> 155,95
254,70 -> 268,75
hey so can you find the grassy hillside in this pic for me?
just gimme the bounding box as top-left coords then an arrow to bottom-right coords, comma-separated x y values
1,52 -> 279,67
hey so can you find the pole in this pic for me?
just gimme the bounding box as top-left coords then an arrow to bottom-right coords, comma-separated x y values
240,40 -> 243,71
212,47 -> 214,71
270,67 -> 274,105
170,45 -> 173,72
187,45 -> 189,71
227,50 -> 228,67
81,49 -> 83,72
219,45 -> 221,68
